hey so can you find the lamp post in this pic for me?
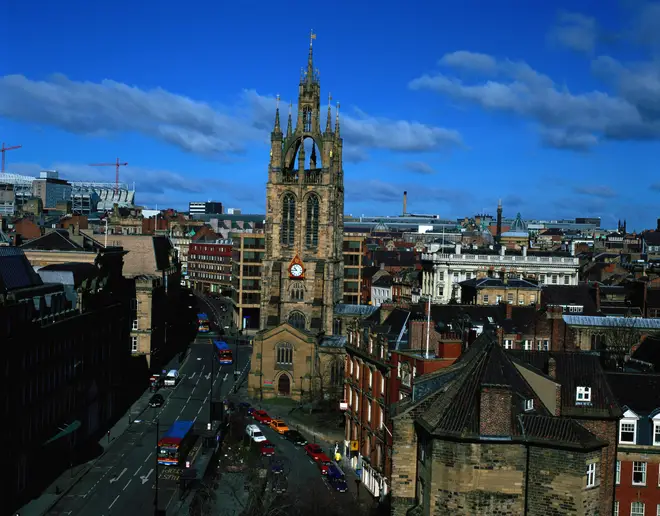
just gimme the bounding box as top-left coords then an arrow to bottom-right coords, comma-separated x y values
154,417 -> 159,515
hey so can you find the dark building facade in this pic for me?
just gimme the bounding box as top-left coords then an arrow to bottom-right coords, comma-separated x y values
1,247 -> 130,513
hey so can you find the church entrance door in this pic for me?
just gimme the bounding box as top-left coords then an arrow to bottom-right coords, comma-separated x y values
277,374 -> 291,396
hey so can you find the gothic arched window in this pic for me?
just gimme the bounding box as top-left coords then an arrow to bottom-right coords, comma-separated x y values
306,194 -> 320,247
276,342 -> 293,365
303,107 -> 312,132
288,311 -> 306,330
290,282 -> 304,301
281,193 -> 296,246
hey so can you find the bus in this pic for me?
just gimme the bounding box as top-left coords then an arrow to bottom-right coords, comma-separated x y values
214,340 -> 233,365
197,313 -> 210,333
158,420 -> 196,466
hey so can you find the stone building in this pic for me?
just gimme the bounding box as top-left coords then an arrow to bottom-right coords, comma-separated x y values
1,247 -> 130,514
231,231 -> 266,333
249,35 -> 345,400
459,276 -> 541,306
390,333 -> 621,516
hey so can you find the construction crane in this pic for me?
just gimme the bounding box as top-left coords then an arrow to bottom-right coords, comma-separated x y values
89,158 -> 128,195
1,142 -> 22,174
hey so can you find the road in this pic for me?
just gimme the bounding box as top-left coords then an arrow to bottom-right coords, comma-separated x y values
246,416 -> 359,513
46,332 -> 249,516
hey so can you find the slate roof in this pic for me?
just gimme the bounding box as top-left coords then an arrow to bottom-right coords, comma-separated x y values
370,250 -> 417,267
509,351 -> 621,418
37,262 -> 99,288
606,372 -> 660,446
0,246 -> 44,292
20,230 -> 83,251
403,333 -> 605,449
100,235 -> 174,276
541,285 -> 599,315
630,337 -> 660,370
563,315 -> 660,330
460,277 -> 540,289
372,275 -> 393,288
334,304 -> 379,317
319,336 -> 347,348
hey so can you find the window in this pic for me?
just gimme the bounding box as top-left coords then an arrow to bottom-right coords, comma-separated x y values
380,375 -> 385,396
631,502 -> 644,516
614,501 -> 619,516
576,386 -> 591,403
507,293 -> 514,303
276,343 -> 293,365
368,369 -> 373,389
616,460 -> 620,484
551,274 -> 558,284
281,193 -> 296,246
131,336 -> 138,353
132,319 -> 138,330
504,340 -> 513,349
564,275 -> 570,285
401,362 -> 412,387
620,420 -> 637,444
303,108 -> 312,132
633,461 -> 647,485
367,402 -> 371,423
483,294 -> 489,304
288,311 -> 306,330
290,283 -> 304,301
305,195 -> 320,247
524,399 -> 534,411
524,340 -> 532,351
654,422 -> 660,446
537,339 -> 549,351
586,462 -> 597,488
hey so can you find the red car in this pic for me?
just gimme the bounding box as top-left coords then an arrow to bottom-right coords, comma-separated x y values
316,454 -> 333,475
253,410 -> 272,424
304,443 -> 324,461
259,440 -> 275,457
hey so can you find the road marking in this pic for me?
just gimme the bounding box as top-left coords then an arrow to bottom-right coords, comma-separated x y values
203,395 -> 208,404
197,406 -> 203,415
133,466 -> 141,477
140,468 -> 154,484
109,494 -> 120,509
223,373 -> 228,382
123,479 -> 131,491
187,396 -> 191,403
190,372 -> 196,379
109,467 -> 127,483
205,372 -> 211,380
144,452 -> 153,463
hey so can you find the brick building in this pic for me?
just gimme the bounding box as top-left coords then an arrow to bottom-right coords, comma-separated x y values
607,372 -> 660,516
187,239 -> 232,294
390,335 -> 622,516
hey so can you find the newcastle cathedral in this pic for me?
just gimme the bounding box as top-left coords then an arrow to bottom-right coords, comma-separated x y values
248,34 -> 346,400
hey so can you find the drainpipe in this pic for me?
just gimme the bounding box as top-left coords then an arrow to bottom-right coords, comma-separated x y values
518,414 -> 530,515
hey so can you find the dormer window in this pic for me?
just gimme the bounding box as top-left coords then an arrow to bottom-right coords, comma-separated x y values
524,399 -> 534,411
576,386 -> 591,403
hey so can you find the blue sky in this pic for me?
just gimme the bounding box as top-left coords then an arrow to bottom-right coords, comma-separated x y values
1,0 -> 659,230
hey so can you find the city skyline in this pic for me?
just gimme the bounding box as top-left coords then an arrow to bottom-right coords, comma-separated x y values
2,0 -> 659,229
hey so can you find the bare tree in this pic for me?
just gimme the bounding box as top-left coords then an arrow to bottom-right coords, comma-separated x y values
600,315 -> 656,369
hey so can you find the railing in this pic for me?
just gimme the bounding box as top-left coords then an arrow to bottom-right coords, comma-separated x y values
281,171 -> 299,183
304,170 -> 322,184
421,252 -> 578,265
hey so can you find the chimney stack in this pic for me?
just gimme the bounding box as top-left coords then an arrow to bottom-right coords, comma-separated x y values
499,246 -> 506,256
522,245 -> 527,258
506,301 -> 512,319
403,191 -> 408,215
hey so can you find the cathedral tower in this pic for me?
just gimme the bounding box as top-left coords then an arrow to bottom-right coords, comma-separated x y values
260,33 -> 345,335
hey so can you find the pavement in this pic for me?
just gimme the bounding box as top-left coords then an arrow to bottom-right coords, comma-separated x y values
21,294 -> 247,516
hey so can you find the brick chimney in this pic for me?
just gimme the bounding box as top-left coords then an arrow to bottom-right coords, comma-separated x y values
506,301 -> 513,320
480,386 -> 512,436
595,282 -> 601,312
548,357 -> 556,378
547,358 -> 562,416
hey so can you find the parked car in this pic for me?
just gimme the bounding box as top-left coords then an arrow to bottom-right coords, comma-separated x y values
316,454 -> 333,475
245,424 -> 267,443
149,393 -> 164,408
268,419 -> 289,434
270,459 -> 284,475
253,410 -> 272,424
304,443 -> 324,461
283,430 -> 307,446
326,465 -> 348,492
238,402 -> 251,411
259,440 -> 275,457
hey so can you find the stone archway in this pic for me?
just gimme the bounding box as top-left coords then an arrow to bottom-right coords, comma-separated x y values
277,373 -> 291,396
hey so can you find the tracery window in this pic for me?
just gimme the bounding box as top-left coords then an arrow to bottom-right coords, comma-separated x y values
281,193 -> 296,246
303,107 -> 312,132
288,311 -> 306,330
276,342 -> 293,365
306,194 -> 320,247
290,283 -> 304,301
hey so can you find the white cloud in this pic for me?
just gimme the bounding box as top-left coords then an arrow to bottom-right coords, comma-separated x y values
0,74 -> 463,158
403,161 -> 436,175
549,11 -> 597,54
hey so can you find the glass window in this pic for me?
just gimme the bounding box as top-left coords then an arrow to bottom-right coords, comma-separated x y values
616,460 -> 620,485
654,423 -> 660,446
620,420 -> 637,444
631,502 -> 644,516
131,336 -> 138,353
576,386 -> 591,403
276,343 -> 293,365
305,195 -> 320,247
281,193 -> 296,246
586,463 -> 597,488
633,461 -> 647,485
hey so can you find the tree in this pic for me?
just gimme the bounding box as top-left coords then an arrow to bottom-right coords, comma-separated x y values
311,351 -> 344,404
599,315 -> 657,370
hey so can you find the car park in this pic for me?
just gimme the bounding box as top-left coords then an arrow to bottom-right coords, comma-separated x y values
253,410 -> 272,424
149,393 -> 164,407
304,443 -> 324,461
283,430 -> 307,446
268,419 -> 289,434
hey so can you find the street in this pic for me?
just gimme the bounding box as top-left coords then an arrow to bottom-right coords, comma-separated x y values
45,330 -> 249,516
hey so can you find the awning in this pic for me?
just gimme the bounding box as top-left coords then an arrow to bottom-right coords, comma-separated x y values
44,420 -> 81,445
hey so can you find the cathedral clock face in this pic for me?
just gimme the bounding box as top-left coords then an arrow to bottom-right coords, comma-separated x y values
290,264 -> 304,278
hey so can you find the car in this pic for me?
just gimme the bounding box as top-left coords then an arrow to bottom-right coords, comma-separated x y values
238,402 -> 251,410
149,394 -> 164,407
304,443 -> 324,461
245,424 -> 267,443
271,475 -> 287,494
283,430 -> 307,446
259,440 -> 275,457
326,465 -> 348,493
253,410 -> 272,424
269,419 -> 289,434
270,458 -> 284,475
316,454 -> 333,475
247,407 -> 255,416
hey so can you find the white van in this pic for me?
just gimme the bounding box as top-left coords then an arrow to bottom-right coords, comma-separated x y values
246,424 -> 266,443
164,370 -> 179,386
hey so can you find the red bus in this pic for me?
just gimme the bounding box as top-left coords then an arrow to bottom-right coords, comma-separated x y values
214,340 -> 233,365
158,420 -> 196,466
